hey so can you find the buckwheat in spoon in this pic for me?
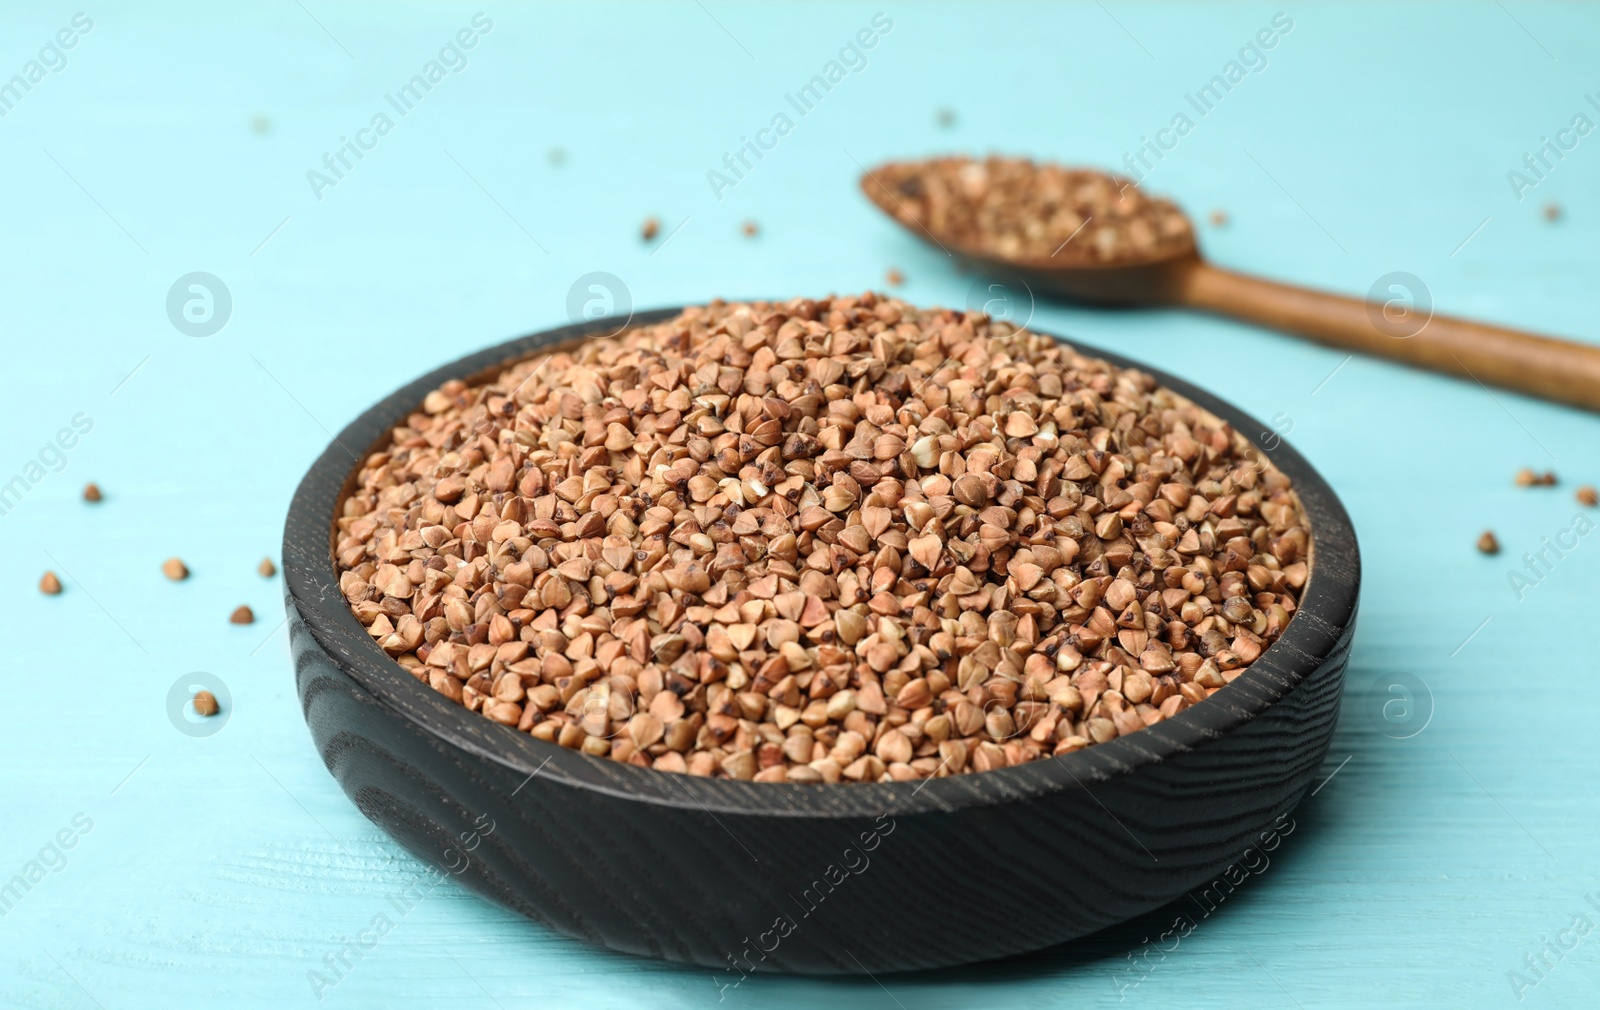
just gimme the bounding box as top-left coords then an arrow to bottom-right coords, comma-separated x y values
862,156 -> 1600,410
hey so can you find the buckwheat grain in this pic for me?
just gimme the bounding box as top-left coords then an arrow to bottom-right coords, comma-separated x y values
335,294 -> 1310,782
867,156 -> 1193,264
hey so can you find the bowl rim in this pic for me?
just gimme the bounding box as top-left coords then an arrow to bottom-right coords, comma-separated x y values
283,304 -> 1360,819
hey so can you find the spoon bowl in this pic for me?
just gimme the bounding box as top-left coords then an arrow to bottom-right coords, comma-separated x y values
860,162 -> 1198,306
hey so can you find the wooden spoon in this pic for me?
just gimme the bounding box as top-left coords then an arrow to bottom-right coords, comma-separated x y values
861,166 -> 1600,411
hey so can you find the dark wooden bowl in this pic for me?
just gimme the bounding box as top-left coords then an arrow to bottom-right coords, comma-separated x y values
283,308 -> 1360,975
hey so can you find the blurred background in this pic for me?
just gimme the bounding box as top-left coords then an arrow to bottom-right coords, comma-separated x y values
2,3 -> 1598,1007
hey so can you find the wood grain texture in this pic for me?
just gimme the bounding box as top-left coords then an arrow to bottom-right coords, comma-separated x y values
1172,261 -> 1600,411
283,313 -> 1360,974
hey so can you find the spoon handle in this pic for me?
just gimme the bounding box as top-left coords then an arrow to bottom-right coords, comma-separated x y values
1172,261 -> 1600,411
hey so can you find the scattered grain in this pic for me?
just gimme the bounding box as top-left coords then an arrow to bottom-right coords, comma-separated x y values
641,216 -> 660,241
39,571 -> 62,595
230,605 -> 254,625
162,557 -> 189,581
192,690 -> 219,716
886,268 -> 904,286
741,221 -> 759,238
82,482 -> 102,502
1578,486 -> 1597,507
259,557 -> 277,577
1208,209 -> 1228,227
1476,531 -> 1499,555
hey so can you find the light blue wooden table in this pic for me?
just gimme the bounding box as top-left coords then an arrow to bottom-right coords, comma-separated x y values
4,3 -> 1599,1007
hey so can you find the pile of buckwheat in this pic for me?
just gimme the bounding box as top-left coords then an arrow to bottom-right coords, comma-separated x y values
335,294 -> 1309,783
866,156 -> 1194,264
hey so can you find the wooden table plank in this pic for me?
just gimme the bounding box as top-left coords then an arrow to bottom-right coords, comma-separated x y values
3,3 -> 1599,1007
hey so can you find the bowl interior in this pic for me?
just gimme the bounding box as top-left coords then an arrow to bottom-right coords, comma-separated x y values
283,307 -> 1360,818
